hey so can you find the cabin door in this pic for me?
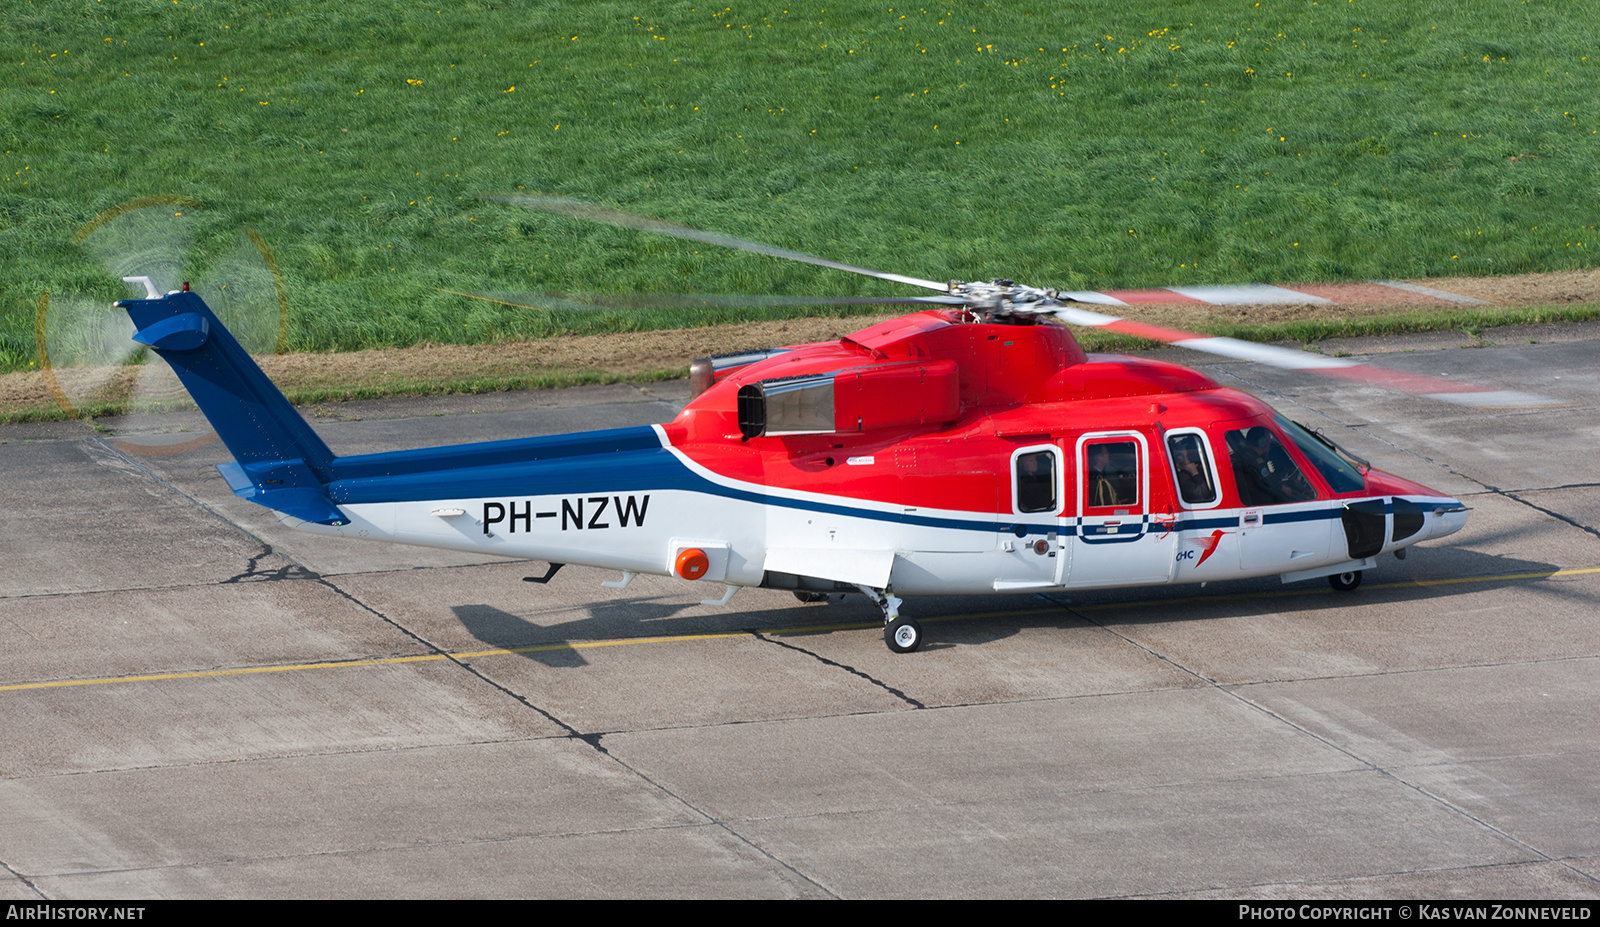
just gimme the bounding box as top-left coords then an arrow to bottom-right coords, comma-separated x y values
996,443 -> 1069,591
1065,431 -> 1175,587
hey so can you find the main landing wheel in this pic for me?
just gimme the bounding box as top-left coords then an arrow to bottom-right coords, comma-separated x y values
885,616 -> 923,654
1328,570 -> 1363,592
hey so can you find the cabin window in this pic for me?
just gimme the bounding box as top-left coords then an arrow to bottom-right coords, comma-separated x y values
1166,433 -> 1218,505
1084,441 -> 1139,509
1224,426 -> 1317,505
1015,450 -> 1057,514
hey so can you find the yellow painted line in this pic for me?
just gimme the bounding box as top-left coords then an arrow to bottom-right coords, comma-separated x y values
5,567 -> 1598,694
1390,566 -> 1600,587
453,628 -> 761,658
0,653 -> 450,692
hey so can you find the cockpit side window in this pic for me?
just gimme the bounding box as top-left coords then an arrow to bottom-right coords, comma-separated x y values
1166,433 -> 1218,505
1225,426 -> 1318,506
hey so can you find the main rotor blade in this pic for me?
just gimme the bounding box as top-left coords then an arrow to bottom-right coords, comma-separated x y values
476,193 -> 952,293
1048,306 -> 1563,408
437,288 -> 966,311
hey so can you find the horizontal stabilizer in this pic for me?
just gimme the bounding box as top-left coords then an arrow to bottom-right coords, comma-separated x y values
218,461 -> 348,526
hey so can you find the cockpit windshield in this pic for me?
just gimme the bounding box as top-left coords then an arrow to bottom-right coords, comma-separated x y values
1276,415 -> 1367,494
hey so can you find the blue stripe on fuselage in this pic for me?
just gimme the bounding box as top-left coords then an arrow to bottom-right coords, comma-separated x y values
326,425 -> 1030,535
322,425 -> 1391,539
330,426 -> 663,480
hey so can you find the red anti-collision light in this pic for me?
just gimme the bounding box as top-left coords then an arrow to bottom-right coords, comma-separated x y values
675,548 -> 709,581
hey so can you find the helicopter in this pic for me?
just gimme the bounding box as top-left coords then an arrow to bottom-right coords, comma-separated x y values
113,196 -> 1544,653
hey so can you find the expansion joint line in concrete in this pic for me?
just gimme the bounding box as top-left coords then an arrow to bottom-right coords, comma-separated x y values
0,858 -> 46,899
1033,594 -> 1600,886
1500,491 -> 1600,544
569,732 -> 843,899
753,631 -> 927,709
532,625 -> 912,895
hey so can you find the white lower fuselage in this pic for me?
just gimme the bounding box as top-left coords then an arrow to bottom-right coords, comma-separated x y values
292,429 -> 1467,597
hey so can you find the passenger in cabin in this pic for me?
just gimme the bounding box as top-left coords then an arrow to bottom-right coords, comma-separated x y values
1173,448 -> 1214,504
1088,444 -> 1118,507
1086,441 -> 1138,508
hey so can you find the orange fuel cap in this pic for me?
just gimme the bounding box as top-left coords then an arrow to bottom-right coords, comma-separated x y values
675,548 -> 709,581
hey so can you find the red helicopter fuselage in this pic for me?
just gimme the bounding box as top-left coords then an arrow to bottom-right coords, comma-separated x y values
661,309 -> 1460,602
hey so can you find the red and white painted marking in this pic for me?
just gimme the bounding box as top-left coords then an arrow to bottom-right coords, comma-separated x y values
1057,279 -> 1491,307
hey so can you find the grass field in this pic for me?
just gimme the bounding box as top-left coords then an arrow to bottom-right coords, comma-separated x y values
2,0 -> 1597,374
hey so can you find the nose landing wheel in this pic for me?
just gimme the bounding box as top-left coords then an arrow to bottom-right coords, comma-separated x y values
885,616 -> 923,653
859,585 -> 923,653
1328,569 -> 1363,591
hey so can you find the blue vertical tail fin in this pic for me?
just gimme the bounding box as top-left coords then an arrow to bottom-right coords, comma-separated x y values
120,289 -> 347,525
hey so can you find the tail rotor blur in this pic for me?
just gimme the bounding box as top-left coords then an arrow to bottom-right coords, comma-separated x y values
35,197 -> 291,453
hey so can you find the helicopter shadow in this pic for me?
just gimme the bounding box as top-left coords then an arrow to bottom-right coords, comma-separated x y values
1064,547 -> 1567,632
451,604 -> 591,668
449,591 -> 814,668
448,545 -> 1570,662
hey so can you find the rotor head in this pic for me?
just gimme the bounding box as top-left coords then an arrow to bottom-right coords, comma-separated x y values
944,279 -> 1067,320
